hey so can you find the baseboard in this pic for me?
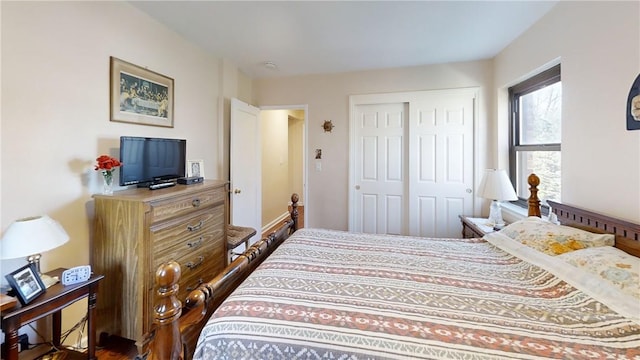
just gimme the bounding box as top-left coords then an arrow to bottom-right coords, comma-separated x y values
262,211 -> 290,234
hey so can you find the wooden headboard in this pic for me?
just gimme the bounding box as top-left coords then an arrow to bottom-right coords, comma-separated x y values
548,200 -> 640,257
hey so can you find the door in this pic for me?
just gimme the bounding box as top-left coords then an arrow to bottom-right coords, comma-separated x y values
353,103 -> 407,234
230,98 -> 261,245
408,90 -> 475,238
350,89 -> 476,238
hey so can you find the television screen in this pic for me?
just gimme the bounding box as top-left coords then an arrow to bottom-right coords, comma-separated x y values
119,136 -> 186,186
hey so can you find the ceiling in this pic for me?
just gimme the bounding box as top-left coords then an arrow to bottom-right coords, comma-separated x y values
130,1 -> 558,79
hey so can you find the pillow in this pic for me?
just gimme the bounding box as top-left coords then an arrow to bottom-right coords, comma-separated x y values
499,217 -> 614,256
557,246 -> 640,300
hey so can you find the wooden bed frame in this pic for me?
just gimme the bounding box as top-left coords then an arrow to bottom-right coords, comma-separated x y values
143,175 -> 640,360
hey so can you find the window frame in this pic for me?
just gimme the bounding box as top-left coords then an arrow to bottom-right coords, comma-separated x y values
508,64 -> 561,210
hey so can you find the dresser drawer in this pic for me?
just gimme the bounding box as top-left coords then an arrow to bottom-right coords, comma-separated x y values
176,243 -> 225,300
153,228 -> 222,268
147,238 -> 225,325
151,206 -> 224,253
150,187 -> 225,223
152,227 -> 225,301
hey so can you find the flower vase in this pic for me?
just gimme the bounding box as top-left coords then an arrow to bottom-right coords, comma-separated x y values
102,171 -> 114,195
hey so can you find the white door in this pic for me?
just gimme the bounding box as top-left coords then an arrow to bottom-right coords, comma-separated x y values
409,90 -> 475,238
350,89 -> 475,238
230,98 -> 261,245
353,103 -> 407,234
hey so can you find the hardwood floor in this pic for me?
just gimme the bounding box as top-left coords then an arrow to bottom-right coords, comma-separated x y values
96,336 -> 138,359
94,206 -> 304,359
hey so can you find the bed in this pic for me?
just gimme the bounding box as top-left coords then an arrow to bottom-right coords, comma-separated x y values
145,175 -> 640,360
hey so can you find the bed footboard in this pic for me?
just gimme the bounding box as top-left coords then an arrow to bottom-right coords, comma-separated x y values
145,194 -> 299,360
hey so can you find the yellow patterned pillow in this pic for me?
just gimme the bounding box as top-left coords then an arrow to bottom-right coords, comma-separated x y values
500,217 -> 614,256
558,246 -> 640,300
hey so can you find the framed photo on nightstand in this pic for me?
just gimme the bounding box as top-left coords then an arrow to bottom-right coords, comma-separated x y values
5,263 -> 46,305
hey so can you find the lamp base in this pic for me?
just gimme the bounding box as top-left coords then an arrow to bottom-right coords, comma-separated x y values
487,200 -> 505,227
27,254 -> 59,288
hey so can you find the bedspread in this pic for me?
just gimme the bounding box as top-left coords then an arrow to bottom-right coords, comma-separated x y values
193,229 -> 640,360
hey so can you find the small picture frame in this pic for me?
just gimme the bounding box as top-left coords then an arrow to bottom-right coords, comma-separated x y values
5,264 -> 46,305
187,160 -> 204,178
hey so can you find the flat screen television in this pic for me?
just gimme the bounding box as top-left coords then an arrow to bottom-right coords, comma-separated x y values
119,136 -> 186,187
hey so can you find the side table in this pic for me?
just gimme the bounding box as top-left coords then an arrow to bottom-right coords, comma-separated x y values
459,216 -> 501,238
1,268 -> 104,360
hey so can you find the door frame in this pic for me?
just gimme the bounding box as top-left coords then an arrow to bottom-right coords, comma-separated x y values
259,104 -> 309,230
348,88 -> 482,232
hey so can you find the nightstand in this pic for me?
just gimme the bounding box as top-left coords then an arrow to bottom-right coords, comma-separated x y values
1,268 -> 104,360
459,216 -> 500,238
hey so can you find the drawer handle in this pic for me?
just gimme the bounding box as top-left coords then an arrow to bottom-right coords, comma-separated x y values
187,237 -> 203,248
187,220 -> 204,232
192,199 -> 201,207
187,278 -> 204,291
186,256 -> 204,270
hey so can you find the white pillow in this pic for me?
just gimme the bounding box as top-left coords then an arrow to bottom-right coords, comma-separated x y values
499,217 -> 614,256
557,246 -> 640,301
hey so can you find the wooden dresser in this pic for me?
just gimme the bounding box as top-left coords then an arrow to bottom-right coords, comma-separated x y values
92,180 -> 228,352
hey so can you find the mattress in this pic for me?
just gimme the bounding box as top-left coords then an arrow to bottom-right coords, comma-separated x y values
193,228 -> 640,359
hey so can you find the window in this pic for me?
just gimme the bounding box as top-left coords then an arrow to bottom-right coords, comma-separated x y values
509,64 -> 561,204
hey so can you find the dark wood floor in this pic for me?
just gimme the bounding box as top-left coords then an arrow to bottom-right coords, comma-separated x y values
95,206 -> 304,359
96,336 -> 138,359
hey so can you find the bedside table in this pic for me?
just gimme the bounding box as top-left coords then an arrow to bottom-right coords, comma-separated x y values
459,216 -> 500,238
1,268 -> 104,360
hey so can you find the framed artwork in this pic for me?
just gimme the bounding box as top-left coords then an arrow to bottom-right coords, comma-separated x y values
627,73 -> 640,130
110,56 -> 174,128
187,160 -> 204,178
5,263 -> 46,305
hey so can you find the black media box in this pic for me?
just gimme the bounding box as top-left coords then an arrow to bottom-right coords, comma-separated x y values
177,176 -> 204,185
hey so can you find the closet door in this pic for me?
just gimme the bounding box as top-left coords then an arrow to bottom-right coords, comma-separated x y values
352,103 -> 407,235
408,90 -> 475,238
350,89 -> 475,237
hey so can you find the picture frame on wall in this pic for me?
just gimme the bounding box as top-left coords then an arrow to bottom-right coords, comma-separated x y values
110,56 -> 174,128
5,263 -> 46,305
187,159 -> 204,178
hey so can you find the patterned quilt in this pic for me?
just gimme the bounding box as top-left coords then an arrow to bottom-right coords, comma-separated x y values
193,229 -> 640,360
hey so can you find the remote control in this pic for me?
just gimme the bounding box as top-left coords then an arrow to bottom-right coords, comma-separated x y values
62,265 -> 92,285
149,182 -> 176,190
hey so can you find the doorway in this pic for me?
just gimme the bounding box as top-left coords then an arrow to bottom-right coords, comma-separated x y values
260,107 -> 306,234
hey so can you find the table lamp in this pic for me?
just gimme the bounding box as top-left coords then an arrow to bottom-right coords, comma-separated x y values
1,215 -> 70,288
477,169 -> 518,228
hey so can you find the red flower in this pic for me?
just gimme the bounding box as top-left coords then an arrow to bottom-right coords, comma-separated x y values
95,155 -> 122,172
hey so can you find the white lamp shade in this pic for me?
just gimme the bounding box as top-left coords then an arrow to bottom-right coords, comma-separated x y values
0,215 -> 69,260
477,169 -> 518,201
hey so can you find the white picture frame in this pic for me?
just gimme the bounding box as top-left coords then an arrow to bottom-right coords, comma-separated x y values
187,159 -> 204,178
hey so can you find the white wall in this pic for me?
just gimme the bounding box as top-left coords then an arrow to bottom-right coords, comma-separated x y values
494,1 -> 640,222
261,110 -> 289,226
253,61 -> 493,229
1,1 -> 222,343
